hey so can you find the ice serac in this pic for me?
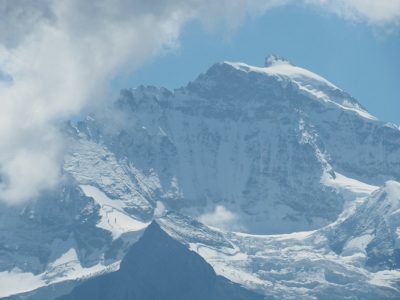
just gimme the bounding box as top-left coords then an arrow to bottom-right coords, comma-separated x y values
58,222 -> 263,300
70,55 -> 400,234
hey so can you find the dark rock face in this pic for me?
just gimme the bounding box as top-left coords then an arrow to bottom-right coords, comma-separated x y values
58,222 -> 264,300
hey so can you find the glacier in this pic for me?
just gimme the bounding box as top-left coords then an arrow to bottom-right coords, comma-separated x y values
1,55 -> 399,299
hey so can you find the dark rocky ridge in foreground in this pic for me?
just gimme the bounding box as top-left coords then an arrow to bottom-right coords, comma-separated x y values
58,222 -> 264,300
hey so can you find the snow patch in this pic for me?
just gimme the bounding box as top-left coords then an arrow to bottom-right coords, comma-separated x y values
321,171 -> 378,201
49,248 -> 79,268
0,269 -> 43,298
234,230 -> 315,241
369,270 -> 400,291
342,233 -> 375,256
0,249 -> 119,298
80,185 -> 149,239
225,61 -> 338,89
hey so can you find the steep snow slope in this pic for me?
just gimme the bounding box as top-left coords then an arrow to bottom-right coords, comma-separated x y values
63,135 -> 154,221
79,185 -> 149,239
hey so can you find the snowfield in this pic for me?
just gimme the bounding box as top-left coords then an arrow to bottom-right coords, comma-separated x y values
80,185 -> 149,239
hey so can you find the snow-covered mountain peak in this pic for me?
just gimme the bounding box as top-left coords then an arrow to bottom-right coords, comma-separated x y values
222,57 -> 336,89
70,56 -> 399,235
209,57 -> 375,121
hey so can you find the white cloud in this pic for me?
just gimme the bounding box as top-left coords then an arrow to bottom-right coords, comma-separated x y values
199,205 -> 242,231
305,0 -> 400,26
0,0 -> 285,204
0,0 -> 398,204
0,0 -> 181,203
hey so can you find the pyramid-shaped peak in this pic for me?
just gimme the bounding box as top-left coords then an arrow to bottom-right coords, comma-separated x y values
264,54 -> 291,67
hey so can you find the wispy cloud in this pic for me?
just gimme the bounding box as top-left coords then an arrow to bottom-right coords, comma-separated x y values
305,0 -> 400,27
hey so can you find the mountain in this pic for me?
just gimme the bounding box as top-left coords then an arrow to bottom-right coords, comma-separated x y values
67,54 -> 400,234
58,222 -> 263,300
1,55 -> 400,299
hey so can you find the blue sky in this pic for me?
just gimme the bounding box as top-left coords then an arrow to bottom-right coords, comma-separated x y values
121,4 -> 400,125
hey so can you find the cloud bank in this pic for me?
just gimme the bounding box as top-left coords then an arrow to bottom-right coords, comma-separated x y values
0,0 -> 182,203
0,0 -> 398,204
0,0 -> 282,204
306,0 -> 400,26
